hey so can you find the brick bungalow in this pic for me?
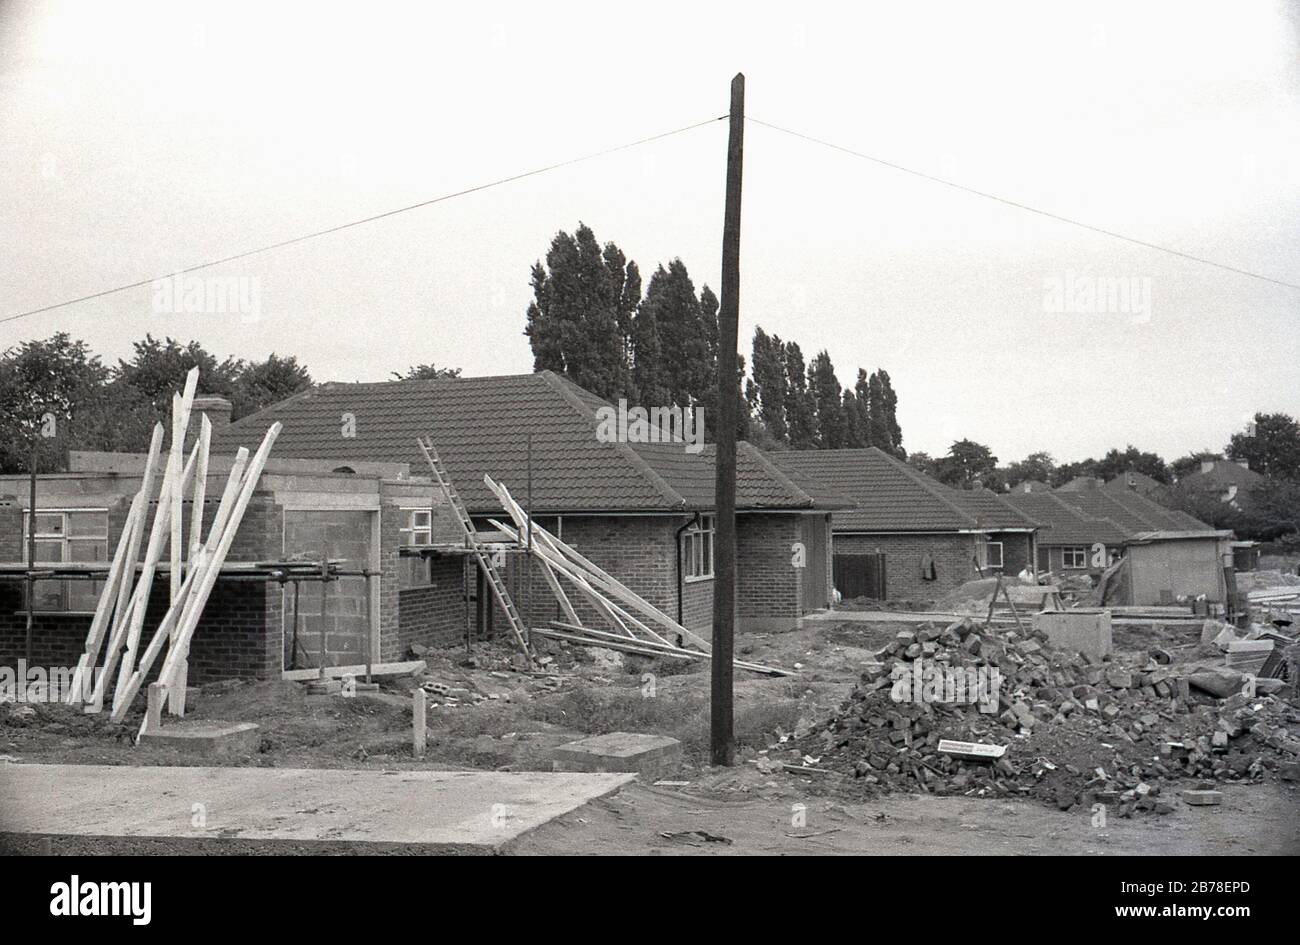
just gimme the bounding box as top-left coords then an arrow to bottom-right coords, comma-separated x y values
768,447 -> 1038,601
1004,484 -> 1217,579
214,371 -> 850,641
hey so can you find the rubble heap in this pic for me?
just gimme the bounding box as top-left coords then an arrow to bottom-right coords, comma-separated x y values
788,618 -> 1300,814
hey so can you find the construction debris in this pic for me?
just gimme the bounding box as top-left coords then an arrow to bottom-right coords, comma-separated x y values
783,616 -> 1300,812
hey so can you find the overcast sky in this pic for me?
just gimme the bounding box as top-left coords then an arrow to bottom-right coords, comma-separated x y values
3,1 -> 1297,465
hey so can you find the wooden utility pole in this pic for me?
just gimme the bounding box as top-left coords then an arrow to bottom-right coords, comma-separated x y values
710,72 -> 744,766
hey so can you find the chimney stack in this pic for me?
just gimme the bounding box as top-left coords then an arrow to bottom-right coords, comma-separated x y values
186,395 -> 233,449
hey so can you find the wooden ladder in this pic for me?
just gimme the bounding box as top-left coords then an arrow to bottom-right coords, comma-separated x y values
416,437 -> 533,662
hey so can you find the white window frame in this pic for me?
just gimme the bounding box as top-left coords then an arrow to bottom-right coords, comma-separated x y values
1061,546 -> 1088,569
683,514 -> 715,582
399,508 -> 433,546
21,508 -> 109,613
985,540 -> 1004,570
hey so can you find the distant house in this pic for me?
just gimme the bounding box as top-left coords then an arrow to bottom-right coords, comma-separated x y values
768,447 -> 1038,601
1177,459 -> 1265,515
1004,487 -> 1230,605
1056,475 -> 1104,492
1101,470 -> 1168,502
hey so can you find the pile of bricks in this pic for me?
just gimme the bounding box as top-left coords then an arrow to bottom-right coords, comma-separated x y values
786,617 -> 1300,813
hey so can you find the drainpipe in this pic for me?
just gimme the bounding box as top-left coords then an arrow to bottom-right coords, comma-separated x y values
675,512 -> 702,625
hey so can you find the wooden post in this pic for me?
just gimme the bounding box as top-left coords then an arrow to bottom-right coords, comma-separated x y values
25,442 -> 36,666
711,72 -> 744,767
412,686 -> 426,758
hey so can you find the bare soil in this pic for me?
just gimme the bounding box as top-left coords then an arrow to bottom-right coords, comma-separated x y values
3,615 -> 1296,855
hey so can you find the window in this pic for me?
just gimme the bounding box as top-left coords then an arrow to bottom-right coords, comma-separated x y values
985,541 -> 1004,570
398,509 -> 434,587
22,509 -> 109,612
1061,546 -> 1088,569
400,509 -> 433,546
683,514 -> 715,581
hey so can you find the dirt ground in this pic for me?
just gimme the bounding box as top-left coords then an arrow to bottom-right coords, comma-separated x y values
3,614 -> 1297,855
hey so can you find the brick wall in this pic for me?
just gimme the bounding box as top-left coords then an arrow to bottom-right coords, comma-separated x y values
0,491 -> 284,683
989,532 -> 1033,575
834,532 -> 981,601
392,556 -> 466,658
735,513 -> 803,619
282,509 -> 371,668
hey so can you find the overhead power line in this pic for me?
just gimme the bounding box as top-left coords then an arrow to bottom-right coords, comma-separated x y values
1,115 -> 727,326
748,116 -> 1300,292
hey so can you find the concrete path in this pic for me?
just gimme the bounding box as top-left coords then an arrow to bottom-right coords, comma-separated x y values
801,610 -> 983,624
0,763 -> 633,854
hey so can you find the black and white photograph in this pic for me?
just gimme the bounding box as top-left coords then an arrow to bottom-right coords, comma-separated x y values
0,0 -> 1296,897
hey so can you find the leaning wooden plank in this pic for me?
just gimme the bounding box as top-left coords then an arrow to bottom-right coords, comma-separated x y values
65,491 -> 144,704
171,416 -> 211,717
532,626 -> 695,661
111,408 -> 200,705
488,517 -> 669,646
154,424 -> 281,703
547,622 -> 791,676
167,370 -> 198,604
188,416 -> 211,562
281,660 -> 426,682
487,476 -> 711,651
86,424 -> 165,712
109,559 -> 205,723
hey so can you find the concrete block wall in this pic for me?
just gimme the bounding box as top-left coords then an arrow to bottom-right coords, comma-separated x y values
834,532 -> 981,601
282,509 -> 372,668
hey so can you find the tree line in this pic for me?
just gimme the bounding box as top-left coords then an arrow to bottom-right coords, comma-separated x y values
0,333 -> 313,474
908,422 -> 1300,542
524,222 -> 905,453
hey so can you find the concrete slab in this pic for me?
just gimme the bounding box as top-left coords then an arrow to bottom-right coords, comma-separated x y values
0,764 -> 633,855
552,732 -> 682,777
137,721 -> 261,757
1033,610 -> 1113,659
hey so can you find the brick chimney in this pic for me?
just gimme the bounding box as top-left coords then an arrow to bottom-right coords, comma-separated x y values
187,395 -> 233,448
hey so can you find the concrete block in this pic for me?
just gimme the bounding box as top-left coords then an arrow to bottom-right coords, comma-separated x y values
137,721 -> 260,757
1033,610 -> 1112,659
551,732 -> 682,778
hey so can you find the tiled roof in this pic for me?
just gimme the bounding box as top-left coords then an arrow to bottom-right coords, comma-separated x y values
943,486 -> 1039,530
1178,460 -> 1265,491
213,371 -> 843,515
1004,491 -> 1128,545
768,447 -> 1030,532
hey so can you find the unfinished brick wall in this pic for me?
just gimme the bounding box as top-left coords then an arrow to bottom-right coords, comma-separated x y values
833,532 -> 980,602
0,492 -> 284,683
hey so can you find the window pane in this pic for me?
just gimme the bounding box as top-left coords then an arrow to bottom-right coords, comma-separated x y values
34,540 -> 63,563
67,580 -> 101,612
34,513 -> 64,535
412,511 -> 431,528
68,539 -> 107,563
67,511 -> 108,537
31,580 -> 64,611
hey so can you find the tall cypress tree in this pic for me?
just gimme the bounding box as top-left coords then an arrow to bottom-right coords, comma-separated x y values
524,222 -> 638,400
638,260 -> 711,408
749,327 -> 788,443
783,341 -> 817,448
808,350 -> 845,449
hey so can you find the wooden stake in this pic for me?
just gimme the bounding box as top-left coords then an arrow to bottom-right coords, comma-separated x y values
412,687 -> 426,758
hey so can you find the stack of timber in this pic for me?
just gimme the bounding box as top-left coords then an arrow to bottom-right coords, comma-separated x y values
61,367 -> 281,732
482,475 -> 790,677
